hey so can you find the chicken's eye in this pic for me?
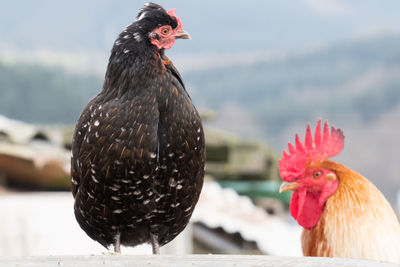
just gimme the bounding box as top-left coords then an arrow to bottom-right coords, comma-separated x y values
161,27 -> 170,35
313,171 -> 322,179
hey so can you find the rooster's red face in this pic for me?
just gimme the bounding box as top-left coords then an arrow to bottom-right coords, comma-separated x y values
280,166 -> 339,229
279,120 -> 344,229
148,8 -> 190,50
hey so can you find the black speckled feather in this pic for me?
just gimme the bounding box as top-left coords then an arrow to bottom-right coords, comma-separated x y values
71,3 -> 205,250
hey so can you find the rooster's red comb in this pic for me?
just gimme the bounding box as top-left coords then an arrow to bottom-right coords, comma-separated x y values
279,120 -> 345,182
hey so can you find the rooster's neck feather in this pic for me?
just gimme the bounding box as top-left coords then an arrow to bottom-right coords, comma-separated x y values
301,160 -> 400,263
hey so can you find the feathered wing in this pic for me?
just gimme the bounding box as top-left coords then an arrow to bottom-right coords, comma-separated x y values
149,61 -> 205,245
71,88 -> 161,247
71,95 -> 160,195
71,97 -> 99,197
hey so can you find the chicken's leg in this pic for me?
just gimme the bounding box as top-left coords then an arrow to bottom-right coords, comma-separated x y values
150,233 -> 160,254
114,232 -> 121,253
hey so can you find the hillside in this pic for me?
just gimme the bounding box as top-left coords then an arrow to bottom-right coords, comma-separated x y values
185,36 -> 400,202
0,63 -> 100,123
2,35 -> 400,126
186,35 -> 400,137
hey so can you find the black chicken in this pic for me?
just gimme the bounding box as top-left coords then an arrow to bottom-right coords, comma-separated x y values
71,3 -> 205,254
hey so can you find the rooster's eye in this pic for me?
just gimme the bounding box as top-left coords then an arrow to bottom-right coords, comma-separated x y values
161,28 -> 170,35
313,171 -> 322,179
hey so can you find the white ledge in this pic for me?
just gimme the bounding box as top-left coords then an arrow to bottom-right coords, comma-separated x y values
0,255 -> 397,267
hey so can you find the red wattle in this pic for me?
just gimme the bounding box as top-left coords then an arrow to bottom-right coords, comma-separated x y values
290,188 -> 324,230
289,191 -> 299,220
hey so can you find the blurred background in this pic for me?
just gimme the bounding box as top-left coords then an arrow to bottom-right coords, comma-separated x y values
0,0 -> 400,257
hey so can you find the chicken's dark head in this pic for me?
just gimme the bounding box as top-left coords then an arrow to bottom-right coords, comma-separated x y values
279,120 -> 344,229
134,3 -> 190,50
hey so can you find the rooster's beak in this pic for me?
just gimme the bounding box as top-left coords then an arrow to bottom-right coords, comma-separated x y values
279,181 -> 299,193
175,30 -> 191,40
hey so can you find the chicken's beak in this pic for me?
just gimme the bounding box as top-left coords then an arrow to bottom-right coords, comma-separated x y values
279,181 -> 299,193
175,30 -> 191,40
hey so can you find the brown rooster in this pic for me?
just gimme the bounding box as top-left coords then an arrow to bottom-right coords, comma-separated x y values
279,120 -> 400,263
